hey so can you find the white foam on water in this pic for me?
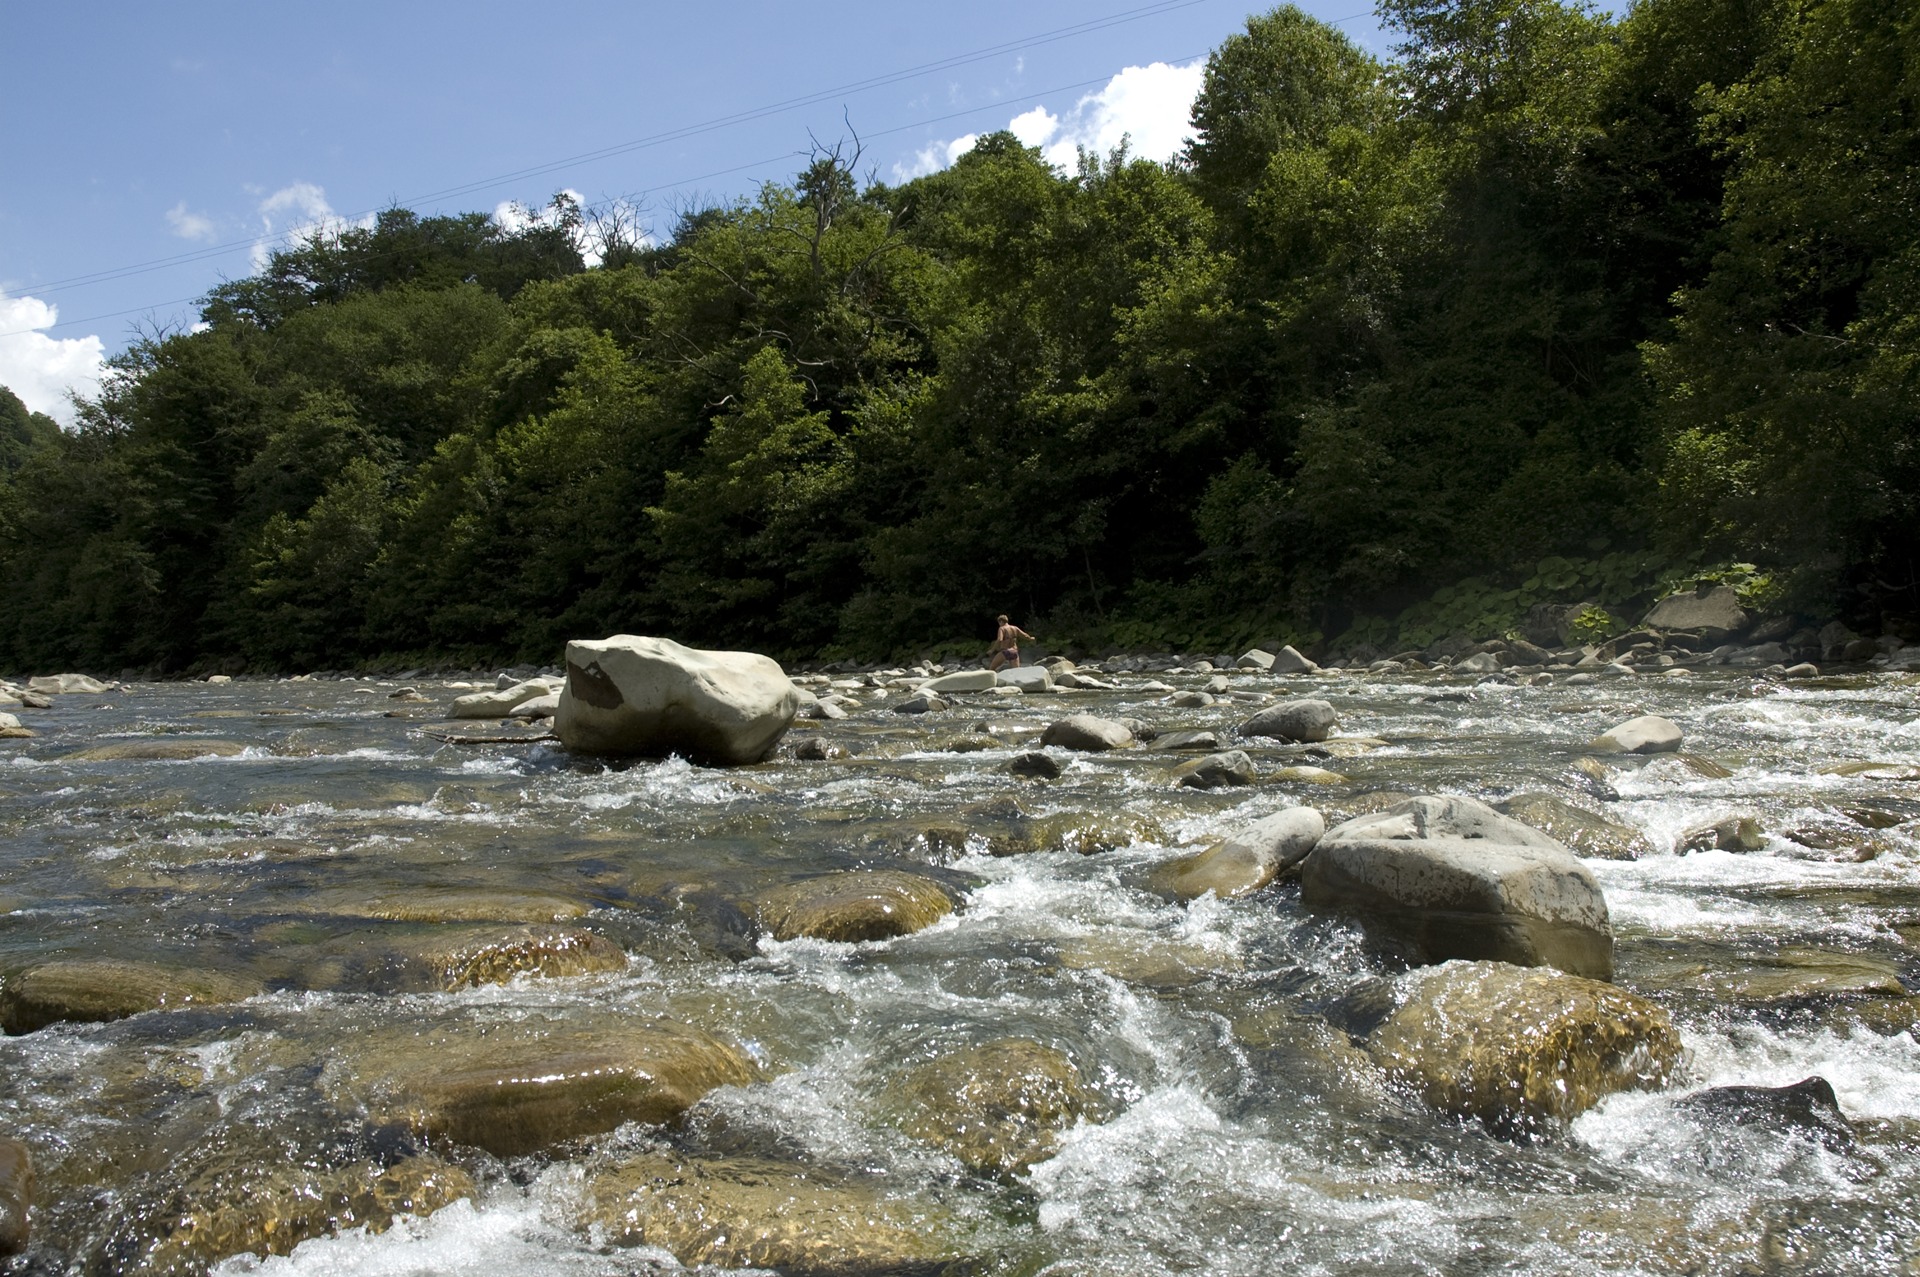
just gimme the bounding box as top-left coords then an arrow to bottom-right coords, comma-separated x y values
1686,1021 -> 1920,1121
210,1194 -> 655,1277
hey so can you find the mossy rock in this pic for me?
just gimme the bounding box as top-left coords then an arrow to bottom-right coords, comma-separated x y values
753,870 -> 957,943
1367,960 -> 1682,1136
1270,765 -> 1349,785
581,1150 -> 957,1274
1,959 -> 264,1034
887,1037 -> 1102,1175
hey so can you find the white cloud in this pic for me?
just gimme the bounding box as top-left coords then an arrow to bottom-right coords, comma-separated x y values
896,59 -> 1205,181
166,201 -> 216,242
0,292 -> 106,428
250,181 -> 370,269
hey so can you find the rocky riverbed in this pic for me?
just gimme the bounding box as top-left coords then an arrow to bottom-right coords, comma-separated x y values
1,654 -> 1918,1275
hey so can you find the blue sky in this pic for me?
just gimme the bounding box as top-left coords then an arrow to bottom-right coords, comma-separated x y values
1,0 -> 1394,422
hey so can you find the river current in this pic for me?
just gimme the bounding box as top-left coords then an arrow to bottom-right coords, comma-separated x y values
2,660 -> 1917,1275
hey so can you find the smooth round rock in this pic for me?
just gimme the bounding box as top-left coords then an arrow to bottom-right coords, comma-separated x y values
1239,699 -> 1337,743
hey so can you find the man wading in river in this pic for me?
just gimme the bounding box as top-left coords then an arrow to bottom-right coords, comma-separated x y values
988,615 -> 1035,671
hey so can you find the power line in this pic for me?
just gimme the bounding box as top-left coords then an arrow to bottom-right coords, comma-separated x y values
21,0 -> 1219,300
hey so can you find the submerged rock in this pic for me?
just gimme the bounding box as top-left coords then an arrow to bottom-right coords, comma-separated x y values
1153,807 -> 1325,901
1301,795 -> 1615,979
1498,793 -> 1652,861
987,810 -> 1162,857
1154,729 -> 1221,751
1271,764 -> 1349,785
66,739 -> 247,761
1169,749 -> 1256,789
1240,699 -> 1337,743
0,1139 -> 28,1256
554,635 -> 800,764
888,1038 -> 1100,1175
1366,960 -> 1681,1136
345,1019 -> 759,1157
1,959 -> 264,1034
581,1150 -> 955,1274
1040,714 -> 1132,751
753,869 -> 956,942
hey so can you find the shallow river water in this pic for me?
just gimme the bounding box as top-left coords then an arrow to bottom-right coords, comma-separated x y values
2,662 -> 1918,1275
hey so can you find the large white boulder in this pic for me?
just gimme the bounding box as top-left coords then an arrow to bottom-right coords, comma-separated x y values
1300,795 -> 1614,979
1589,714 -> 1683,754
554,636 -> 800,764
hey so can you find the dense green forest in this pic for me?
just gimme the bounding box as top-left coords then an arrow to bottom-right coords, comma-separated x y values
2,0 -> 1914,673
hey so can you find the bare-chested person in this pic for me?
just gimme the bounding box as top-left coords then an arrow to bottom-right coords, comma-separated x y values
987,614 -> 1034,671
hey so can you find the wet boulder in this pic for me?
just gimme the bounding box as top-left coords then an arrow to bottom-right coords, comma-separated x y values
1240,699 -> 1337,743
1498,793 -> 1653,861
1040,714 -> 1132,751
1169,749 -> 1256,789
1153,807 -> 1325,901
0,714 -> 29,741
1155,729 -> 1222,751
105,1149 -> 472,1274
920,669 -> 997,693
345,1018 -> 759,1157
888,1038 -> 1101,1175
1,959 -> 264,1034
997,666 -> 1054,692
1301,795 -> 1615,979
1007,750 -> 1062,779
1681,815 -> 1768,853
753,869 -> 957,942
554,635 -> 799,763
1366,960 -> 1682,1136
1675,1076 -> 1853,1151
0,1139 -> 28,1256
406,924 -> 627,990
1271,644 -> 1321,674
987,810 -> 1162,857
580,1150 -> 955,1274
1589,715 -> 1683,754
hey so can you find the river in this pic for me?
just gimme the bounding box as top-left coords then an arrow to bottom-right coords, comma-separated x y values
1,660 -> 1916,1275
